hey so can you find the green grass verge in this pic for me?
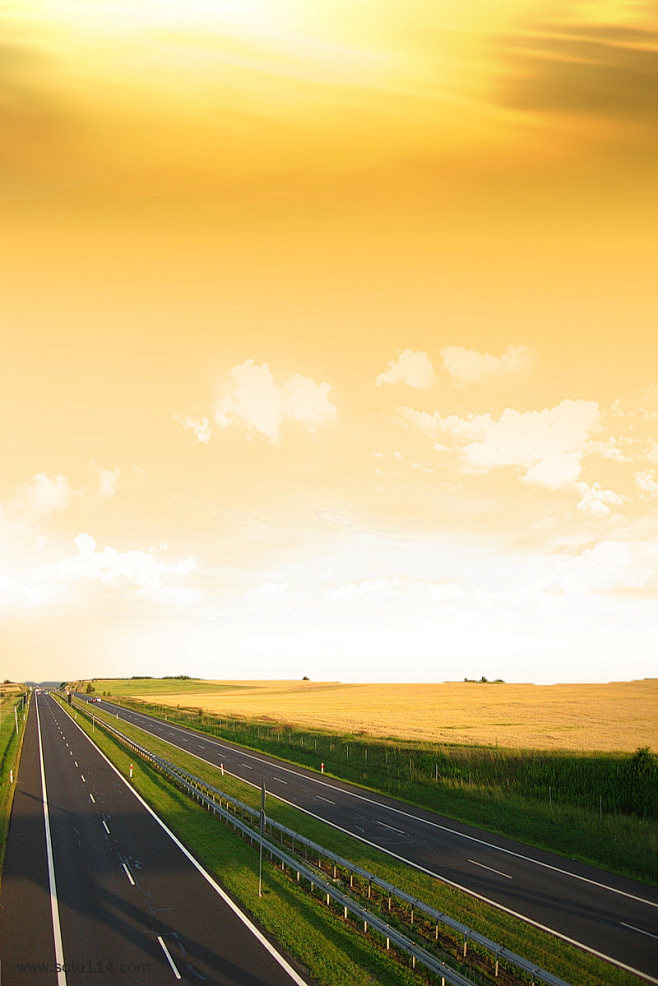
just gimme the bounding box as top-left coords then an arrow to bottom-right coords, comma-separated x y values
0,691 -> 29,890
81,697 -> 647,986
74,677 -> 249,696
106,697 -> 658,886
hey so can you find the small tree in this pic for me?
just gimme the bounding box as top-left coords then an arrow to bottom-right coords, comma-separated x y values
85,683 -> 95,694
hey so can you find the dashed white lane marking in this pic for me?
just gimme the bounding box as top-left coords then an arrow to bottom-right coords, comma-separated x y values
621,922 -> 658,941
74,761 -> 78,767
468,859 -> 513,880
273,777 -> 288,784
122,862 -> 135,886
316,795 -> 335,804
102,820 -> 110,834
377,821 -> 405,835
80,774 -> 86,783
157,936 -> 182,979
89,793 -> 96,804
241,763 -> 254,769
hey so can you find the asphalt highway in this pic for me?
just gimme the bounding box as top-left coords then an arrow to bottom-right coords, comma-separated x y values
0,693 -> 311,986
91,696 -> 658,983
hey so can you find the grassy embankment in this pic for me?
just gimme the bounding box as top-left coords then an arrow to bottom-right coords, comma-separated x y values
0,686 -> 28,888
85,680 -> 658,885
72,694 -> 649,986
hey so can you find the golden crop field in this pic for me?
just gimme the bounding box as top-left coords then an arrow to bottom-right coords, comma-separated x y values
93,678 -> 658,753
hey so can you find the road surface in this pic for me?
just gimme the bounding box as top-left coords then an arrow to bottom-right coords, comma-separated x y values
0,692 -> 311,986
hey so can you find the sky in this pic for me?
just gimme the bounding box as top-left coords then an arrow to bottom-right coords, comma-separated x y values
2,0 -> 658,684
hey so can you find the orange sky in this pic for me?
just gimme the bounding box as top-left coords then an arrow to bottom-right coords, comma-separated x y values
2,1 -> 658,683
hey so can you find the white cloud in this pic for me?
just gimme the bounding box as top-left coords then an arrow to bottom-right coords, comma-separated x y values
65,533 -> 195,589
635,470 -> 658,497
441,344 -> 535,386
177,415 -> 211,444
585,437 -> 631,463
399,399 -> 603,493
0,534 -> 196,612
376,349 -> 437,389
548,537 -> 658,595
96,465 -> 121,499
576,482 -> 625,518
647,446 -> 658,464
213,359 -> 336,444
397,406 -> 492,442
10,472 -> 70,517
461,400 -> 600,489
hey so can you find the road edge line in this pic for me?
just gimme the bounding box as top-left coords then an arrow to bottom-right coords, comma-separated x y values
35,695 -> 68,986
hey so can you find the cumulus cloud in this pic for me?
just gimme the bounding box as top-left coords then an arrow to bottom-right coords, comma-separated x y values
376,349 -> 437,389
0,534 -> 196,612
461,400 -> 600,489
177,415 -> 211,444
635,470 -> 658,497
397,407 -> 492,442
399,399 -> 604,493
64,532 -> 195,589
213,360 -> 336,444
576,482 -> 625,518
95,465 -> 120,499
440,344 -> 535,386
548,537 -> 658,596
10,472 -> 70,518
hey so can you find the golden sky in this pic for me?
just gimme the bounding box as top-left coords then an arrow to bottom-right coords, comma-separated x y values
2,0 -> 658,683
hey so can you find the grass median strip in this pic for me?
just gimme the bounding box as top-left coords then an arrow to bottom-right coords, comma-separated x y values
80,697 -> 646,986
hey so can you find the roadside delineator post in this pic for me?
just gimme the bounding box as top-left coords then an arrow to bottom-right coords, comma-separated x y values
129,763 -> 133,779
220,763 -> 224,776
321,762 -> 324,774
9,769 -> 13,784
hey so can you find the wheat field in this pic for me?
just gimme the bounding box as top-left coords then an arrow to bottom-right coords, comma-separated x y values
93,678 -> 658,752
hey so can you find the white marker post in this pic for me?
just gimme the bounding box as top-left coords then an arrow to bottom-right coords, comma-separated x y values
258,781 -> 266,897
129,763 -> 133,779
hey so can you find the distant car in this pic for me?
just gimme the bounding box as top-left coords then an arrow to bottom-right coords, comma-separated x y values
90,697 -> 102,703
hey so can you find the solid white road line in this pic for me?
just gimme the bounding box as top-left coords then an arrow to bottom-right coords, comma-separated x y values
57,696 -> 311,986
621,922 -> 658,941
122,862 -> 135,886
35,696 -> 68,986
468,859 -> 513,880
157,936 -> 182,980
